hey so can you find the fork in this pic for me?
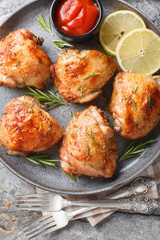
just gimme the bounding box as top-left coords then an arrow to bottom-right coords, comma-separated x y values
15,196 -> 159,239
14,177 -> 155,212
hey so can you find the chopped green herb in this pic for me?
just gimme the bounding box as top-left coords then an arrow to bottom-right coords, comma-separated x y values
5,74 -> 13,80
10,39 -> 15,43
51,40 -> 73,50
85,144 -> 89,157
67,174 -> 77,182
87,131 -> 97,146
94,88 -> 101,92
119,136 -> 157,161
125,95 -> 131,104
69,110 -> 72,117
133,86 -> 139,94
11,126 -> 18,133
40,122 -> 42,130
15,60 -> 20,67
77,88 -> 86,94
83,73 -> 100,80
148,92 -> 151,107
36,14 -> 53,35
24,155 -> 59,168
132,99 -> 136,110
0,63 -> 3,66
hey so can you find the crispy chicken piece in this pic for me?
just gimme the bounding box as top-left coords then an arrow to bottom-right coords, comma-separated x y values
109,72 -> 160,139
0,28 -> 51,89
59,106 -> 118,178
50,49 -> 117,103
0,96 -> 63,156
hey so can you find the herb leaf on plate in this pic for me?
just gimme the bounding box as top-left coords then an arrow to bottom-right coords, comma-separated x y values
24,155 -> 60,168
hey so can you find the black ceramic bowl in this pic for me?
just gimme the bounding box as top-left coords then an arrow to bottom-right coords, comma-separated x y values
50,0 -> 103,42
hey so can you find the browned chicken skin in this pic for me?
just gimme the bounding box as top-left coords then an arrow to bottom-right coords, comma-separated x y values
0,28 -> 51,89
59,106 -> 118,178
50,49 -> 117,103
0,96 -> 63,156
109,72 -> 160,139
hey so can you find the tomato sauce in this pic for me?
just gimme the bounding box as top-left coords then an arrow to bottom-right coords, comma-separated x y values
56,0 -> 99,35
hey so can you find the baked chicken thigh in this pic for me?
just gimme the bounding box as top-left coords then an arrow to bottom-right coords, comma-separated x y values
109,72 -> 160,139
50,49 -> 117,103
0,96 -> 63,155
59,106 -> 118,178
0,28 -> 51,89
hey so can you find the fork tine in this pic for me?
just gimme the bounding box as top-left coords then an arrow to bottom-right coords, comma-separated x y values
15,202 -> 49,207
14,198 -> 49,203
14,193 -> 51,198
28,224 -> 62,239
26,219 -> 57,239
24,216 -> 55,237
15,207 -> 49,211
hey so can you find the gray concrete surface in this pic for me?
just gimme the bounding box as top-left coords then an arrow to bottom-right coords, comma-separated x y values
0,0 -> 160,239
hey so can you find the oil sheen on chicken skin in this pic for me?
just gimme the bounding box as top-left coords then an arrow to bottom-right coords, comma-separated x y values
109,72 -> 160,139
59,106 -> 118,178
50,49 -> 117,103
0,28 -> 51,89
0,96 -> 63,156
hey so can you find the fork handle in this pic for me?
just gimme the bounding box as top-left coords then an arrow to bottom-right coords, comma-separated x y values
70,196 -> 159,214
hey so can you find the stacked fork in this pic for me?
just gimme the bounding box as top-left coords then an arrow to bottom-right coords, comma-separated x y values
14,177 -> 160,239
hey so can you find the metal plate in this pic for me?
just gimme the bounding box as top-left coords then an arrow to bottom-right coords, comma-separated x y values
0,0 -> 159,195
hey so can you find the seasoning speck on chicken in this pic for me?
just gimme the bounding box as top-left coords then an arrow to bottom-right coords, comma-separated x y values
0,96 -> 63,156
59,106 -> 118,178
50,49 -> 117,103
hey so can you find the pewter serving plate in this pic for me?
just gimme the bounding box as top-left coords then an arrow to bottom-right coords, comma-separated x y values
0,0 -> 159,195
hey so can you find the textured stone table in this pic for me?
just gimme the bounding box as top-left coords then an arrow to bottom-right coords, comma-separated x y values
0,0 -> 160,239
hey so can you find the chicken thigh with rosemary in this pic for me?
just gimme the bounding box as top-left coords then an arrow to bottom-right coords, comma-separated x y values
59,106 -> 118,178
0,28 -> 51,89
109,72 -> 160,139
0,96 -> 63,156
50,49 -> 117,103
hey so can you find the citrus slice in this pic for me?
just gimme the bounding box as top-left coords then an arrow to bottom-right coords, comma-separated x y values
99,10 -> 146,56
116,28 -> 160,75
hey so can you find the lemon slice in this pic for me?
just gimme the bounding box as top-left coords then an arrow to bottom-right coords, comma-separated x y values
99,10 -> 146,56
116,28 -> 160,75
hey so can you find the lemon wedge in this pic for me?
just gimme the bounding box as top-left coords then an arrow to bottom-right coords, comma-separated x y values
99,10 -> 146,56
116,28 -> 160,75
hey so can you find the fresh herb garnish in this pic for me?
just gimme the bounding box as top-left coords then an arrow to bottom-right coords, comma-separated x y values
40,122 -> 42,130
15,60 -> 20,67
132,99 -> 136,110
0,63 -> 3,66
97,43 -> 112,57
36,14 -> 53,35
77,87 -> 86,94
11,126 -> 18,133
94,88 -> 101,92
5,74 -> 13,80
125,95 -> 131,104
148,92 -> 151,107
83,73 -> 100,80
36,14 -> 73,50
51,40 -> 73,50
119,136 -> 157,161
67,174 -> 77,182
10,39 -> 15,43
25,86 -> 68,110
85,144 -> 89,157
25,155 -> 59,168
69,110 -> 72,117
87,131 -> 97,146
133,86 -> 139,94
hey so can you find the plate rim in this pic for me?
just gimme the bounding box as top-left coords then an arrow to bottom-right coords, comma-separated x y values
0,0 -> 159,195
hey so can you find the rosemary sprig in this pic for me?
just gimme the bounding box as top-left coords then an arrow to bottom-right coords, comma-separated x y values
24,155 -> 59,168
97,43 -> 112,57
133,86 -> 139,94
36,14 -> 53,35
119,137 -> 157,161
77,87 -> 86,94
5,74 -> 13,80
132,99 -> 136,110
15,60 -> 20,67
11,126 -> 18,133
25,86 -> 68,110
87,131 -> 97,146
85,144 -> 89,157
0,63 -> 3,66
36,14 -> 73,50
148,92 -> 151,107
67,174 -> 77,182
125,95 -> 131,104
83,73 -> 100,80
51,40 -> 73,50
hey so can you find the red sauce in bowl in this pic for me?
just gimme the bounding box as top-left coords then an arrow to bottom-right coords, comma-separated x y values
56,0 -> 99,36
